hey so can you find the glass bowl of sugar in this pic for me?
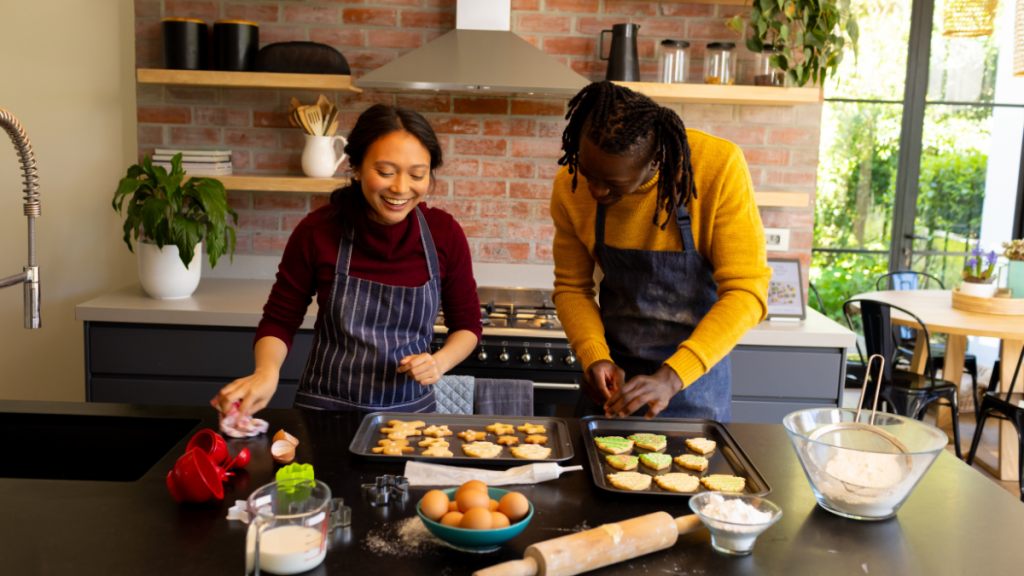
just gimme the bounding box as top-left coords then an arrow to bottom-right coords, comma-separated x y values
783,408 -> 949,521
689,492 -> 782,555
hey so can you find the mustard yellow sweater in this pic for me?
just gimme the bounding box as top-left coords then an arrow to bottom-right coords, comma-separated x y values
550,129 -> 771,388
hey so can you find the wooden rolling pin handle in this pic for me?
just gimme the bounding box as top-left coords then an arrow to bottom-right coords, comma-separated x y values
473,557 -> 538,576
675,515 -> 704,535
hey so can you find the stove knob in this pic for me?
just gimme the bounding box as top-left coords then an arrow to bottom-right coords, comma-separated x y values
542,353 -> 554,364
564,353 -> 577,366
498,350 -> 510,362
477,350 -> 488,362
520,351 -> 532,363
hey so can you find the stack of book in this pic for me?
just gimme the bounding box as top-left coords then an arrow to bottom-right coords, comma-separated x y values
153,149 -> 232,176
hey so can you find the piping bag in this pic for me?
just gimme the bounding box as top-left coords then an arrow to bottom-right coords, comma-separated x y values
404,461 -> 583,486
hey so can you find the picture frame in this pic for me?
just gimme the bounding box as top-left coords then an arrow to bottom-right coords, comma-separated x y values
766,258 -> 806,320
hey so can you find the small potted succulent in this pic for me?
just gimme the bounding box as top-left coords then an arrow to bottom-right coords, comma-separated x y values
960,243 -> 999,298
112,154 -> 237,299
1003,239 -> 1024,299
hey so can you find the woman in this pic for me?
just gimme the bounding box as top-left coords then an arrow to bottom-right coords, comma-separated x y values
216,104 -> 482,414
551,81 -> 771,421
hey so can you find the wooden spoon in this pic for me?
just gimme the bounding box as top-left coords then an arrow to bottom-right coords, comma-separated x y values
305,106 -> 324,136
315,94 -> 332,119
327,119 -> 338,137
296,105 -> 315,136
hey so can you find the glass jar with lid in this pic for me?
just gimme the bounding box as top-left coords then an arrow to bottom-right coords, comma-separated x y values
704,42 -> 736,85
657,40 -> 691,84
754,46 -> 787,86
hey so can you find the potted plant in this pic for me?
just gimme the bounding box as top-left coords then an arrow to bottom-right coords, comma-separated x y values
726,0 -> 859,87
960,243 -> 998,298
1003,239 -> 1024,299
112,154 -> 237,299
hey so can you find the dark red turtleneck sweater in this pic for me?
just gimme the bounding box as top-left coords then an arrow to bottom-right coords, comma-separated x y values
255,191 -> 482,351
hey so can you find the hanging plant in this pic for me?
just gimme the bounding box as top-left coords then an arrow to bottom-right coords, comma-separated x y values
726,0 -> 859,87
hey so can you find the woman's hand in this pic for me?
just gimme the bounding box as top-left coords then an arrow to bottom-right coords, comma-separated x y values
214,368 -> 280,416
583,360 -> 626,407
398,353 -> 443,385
603,365 -> 683,420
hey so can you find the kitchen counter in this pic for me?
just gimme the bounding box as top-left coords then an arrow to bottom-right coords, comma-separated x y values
75,279 -> 856,348
2,399 -> 1021,576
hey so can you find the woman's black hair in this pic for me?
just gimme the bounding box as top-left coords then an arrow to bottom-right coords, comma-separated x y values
558,81 -> 697,229
330,104 -> 444,208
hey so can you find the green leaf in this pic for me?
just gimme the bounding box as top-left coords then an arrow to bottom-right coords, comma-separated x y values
112,177 -> 141,213
760,0 -> 774,14
746,36 -> 764,53
171,217 -> 203,269
777,0 -> 784,8
726,14 -> 745,34
787,69 -> 799,86
141,196 -> 170,247
757,19 -> 768,36
750,5 -> 762,22
848,18 -> 859,45
780,24 -> 791,41
777,53 -> 789,71
784,0 -> 796,18
170,153 -> 184,177
142,154 -> 156,181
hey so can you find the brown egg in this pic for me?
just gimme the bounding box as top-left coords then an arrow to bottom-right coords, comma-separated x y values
440,511 -> 464,527
420,490 -> 450,522
460,507 -> 493,530
488,499 -> 499,512
461,480 -> 488,493
273,429 -> 299,446
456,487 -> 491,513
448,500 -> 459,513
498,492 -> 530,522
490,511 -> 511,529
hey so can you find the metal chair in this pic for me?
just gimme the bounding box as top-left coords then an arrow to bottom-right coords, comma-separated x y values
875,270 -> 980,416
966,348 -> 1024,502
842,298 -> 963,458
808,281 -> 826,315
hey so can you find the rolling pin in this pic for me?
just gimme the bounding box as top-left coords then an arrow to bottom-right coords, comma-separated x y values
473,513 -> 704,576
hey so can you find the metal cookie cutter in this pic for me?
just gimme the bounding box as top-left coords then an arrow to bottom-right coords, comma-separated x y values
330,497 -> 352,529
361,475 -> 410,506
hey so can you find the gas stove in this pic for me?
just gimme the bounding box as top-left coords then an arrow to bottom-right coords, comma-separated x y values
432,287 -> 583,413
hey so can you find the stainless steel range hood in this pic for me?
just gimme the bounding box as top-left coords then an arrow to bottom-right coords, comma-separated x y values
354,2 -> 589,96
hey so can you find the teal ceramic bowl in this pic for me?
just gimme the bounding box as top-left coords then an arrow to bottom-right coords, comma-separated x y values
416,487 -> 534,551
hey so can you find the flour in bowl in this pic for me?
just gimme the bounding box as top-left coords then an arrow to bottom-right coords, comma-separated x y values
701,494 -> 773,526
824,449 -> 904,488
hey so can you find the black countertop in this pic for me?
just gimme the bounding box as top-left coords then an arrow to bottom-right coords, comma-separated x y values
2,400 -> 1021,575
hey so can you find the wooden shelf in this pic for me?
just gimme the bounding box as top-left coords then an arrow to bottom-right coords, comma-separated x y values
754,191 -> 809,207
614,82 -> 821,106
137,69 -> 361,93
186,175 -> 350,193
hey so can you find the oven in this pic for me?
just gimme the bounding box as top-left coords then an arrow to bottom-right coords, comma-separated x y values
431,287 -> 583,416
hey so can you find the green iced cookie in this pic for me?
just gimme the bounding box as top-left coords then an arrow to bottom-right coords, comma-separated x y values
605,454 -> 639,470
627,434 -> 667,451
639,452 -> 672,470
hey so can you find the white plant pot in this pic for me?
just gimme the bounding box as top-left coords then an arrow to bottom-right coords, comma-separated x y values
138,241 -> 202,299
959,281 -> 997,298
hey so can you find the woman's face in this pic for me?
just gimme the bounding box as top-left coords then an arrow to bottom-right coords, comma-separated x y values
353,130 -> 432,226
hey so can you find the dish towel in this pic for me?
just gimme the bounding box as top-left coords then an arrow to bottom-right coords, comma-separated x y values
435,375 -> 475,414
474,379 -> 534,416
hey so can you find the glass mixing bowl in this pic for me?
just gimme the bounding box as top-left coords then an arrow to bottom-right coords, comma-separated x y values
783,408 -> 949,520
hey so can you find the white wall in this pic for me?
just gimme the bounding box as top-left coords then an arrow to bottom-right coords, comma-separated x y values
0,0 -> 138,401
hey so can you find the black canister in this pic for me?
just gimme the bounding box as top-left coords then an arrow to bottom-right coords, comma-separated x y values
600,23 -> 641,82
162,18 -> 208,70
213,20 -> 259,72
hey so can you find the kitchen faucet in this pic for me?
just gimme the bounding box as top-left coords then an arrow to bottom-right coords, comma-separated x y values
0,108 -> 41,329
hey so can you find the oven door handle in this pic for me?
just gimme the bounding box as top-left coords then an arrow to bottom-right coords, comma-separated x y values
533,382 -> 580,390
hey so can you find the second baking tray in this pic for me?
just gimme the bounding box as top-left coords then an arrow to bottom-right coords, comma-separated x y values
350,412 -> 574,464
580,416 -> 770,497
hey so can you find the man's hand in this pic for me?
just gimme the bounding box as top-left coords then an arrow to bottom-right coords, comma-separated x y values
583,360 -> 625,407
604,365 -> 683,419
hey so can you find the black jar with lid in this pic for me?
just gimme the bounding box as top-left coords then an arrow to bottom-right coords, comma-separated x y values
213,20 -> 259,72
162,18 -> 208,70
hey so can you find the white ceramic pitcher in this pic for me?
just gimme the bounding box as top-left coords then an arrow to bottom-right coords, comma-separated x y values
301,134 -> 348,178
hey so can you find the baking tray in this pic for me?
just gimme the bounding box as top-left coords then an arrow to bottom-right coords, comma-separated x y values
580,416 -> 770,497
349,412 -> 574,464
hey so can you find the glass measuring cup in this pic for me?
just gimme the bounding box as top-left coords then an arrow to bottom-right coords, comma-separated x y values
246,480 -> 331,576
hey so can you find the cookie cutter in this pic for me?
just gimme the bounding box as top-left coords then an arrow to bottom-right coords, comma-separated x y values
329,497 -> 352,529
361,474 -> 409,506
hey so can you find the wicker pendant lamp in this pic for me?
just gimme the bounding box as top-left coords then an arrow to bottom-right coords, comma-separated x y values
1015,0 -> 1023,75
943,0 -> 998,37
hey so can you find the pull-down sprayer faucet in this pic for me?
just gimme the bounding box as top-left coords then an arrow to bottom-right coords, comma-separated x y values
0,108 -> 41,329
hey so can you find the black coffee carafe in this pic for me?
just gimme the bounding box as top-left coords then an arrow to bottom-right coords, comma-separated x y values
600,23 -> 641,82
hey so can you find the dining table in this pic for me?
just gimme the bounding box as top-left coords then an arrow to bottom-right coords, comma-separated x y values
852,289 -> 1024,481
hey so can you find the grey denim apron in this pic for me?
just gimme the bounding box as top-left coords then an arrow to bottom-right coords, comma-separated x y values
574,197 -> 731,421
294,206 -> 440,413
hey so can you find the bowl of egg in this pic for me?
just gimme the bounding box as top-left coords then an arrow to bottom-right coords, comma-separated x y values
417,480 -> 533,551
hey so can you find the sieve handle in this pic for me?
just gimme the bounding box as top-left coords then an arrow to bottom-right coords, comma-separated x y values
855,354 -> 886,426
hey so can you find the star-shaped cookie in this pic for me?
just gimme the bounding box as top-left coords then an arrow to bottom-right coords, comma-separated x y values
423,425 -> 453,438
485,423 -> 515,435
418,437 -> 450,447
525,435 -> 547,444
457,430 -> 488,442
517,423 -> 546,434
496,436 -> 519,446
422,444 -> 453,457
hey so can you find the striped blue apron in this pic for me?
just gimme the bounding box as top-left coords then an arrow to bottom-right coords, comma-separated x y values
294,206 -> 440,413
575,197 -> 732,421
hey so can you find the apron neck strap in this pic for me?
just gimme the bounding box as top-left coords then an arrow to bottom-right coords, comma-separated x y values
595,197 -> 697,252
335,205 -> 441,279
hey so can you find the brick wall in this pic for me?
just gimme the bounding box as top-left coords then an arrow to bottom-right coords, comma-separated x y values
134,0 -> 819,272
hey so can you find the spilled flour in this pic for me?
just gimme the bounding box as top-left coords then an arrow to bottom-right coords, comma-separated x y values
362,517 -> 499,557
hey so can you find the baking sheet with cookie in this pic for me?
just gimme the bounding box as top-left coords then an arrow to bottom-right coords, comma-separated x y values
349,412 -> 574,464
580,416 -> 770,497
